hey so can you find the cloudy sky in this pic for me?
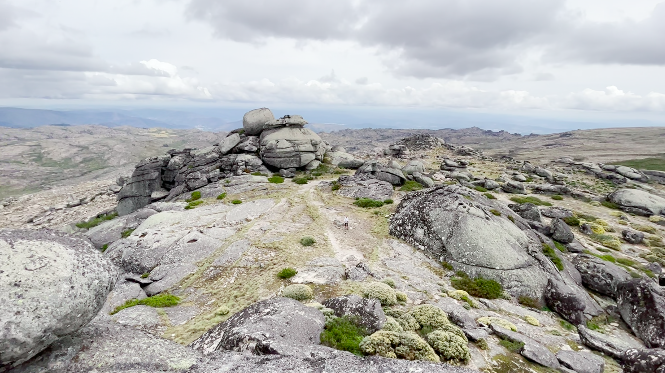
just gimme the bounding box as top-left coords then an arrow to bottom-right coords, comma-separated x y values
1,0 -> 665,130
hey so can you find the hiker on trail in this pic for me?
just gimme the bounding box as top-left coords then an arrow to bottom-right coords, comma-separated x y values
344,216 -> 349,229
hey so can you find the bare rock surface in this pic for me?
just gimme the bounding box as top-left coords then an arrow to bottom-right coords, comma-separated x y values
617,278 -> 665,348
0,229 -> 118,368
608,188 -> 665,216
323,295 -> 386,333
556,350 -> 604,373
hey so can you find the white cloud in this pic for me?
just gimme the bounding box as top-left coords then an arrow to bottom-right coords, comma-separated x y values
561,86 -> 665,111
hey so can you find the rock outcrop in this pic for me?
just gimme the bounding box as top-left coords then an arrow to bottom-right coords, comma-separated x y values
259,127 -> 325,169
356,160 -> 406,186
0,229 -> 118,368
574,254 -> 632,298
323,295 -> 386,334
616,278 -> 665,348
608,188 -> 665,216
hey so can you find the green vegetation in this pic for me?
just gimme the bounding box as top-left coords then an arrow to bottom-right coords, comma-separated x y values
474,186 -> 488,192
542,244 -> 564,271
612,157 -> 665,172
426,329 -> 471,364
331,180 -> 341,191
101,244 -> 108,253
186,191 -> 201,202
75,212 -> 118,229
553,241 -> 567,253
451,272 -> 503,299
141,272 -> 150,279
498,339 -> 524,353
589,233 -> 622,250
185,200 -> 204,210
362,282 -> 397,306
216,192 -> 227,200
320,316 -> 368,356
617,258 -> 635,266
382,278 -> 396,288
300,236 -> 316,246
277,267 -> 298,279
441,261 -> 454,271
251,171 -> 263,176
121,229 -> 135,238
634,224 -> 657,234
560,320 -> 575,331
490,209 -> 501,216
518,296 -> 539,309
551,195 -> 564,200
586,250 -> 617,263
509,196 -> 552,206
111,293 -> 180,315
293,177 -> 309,185
384,199 -> 394,204
268,175 -> 285,183
507,215 -> 515,223
484,193 -> 496,199
353,198 -> 385,208
601,200 -> 620,209
400,181 -> 424,192
231,199 -> 242,204
282,284 -> 313,301
563,216 -> 581,226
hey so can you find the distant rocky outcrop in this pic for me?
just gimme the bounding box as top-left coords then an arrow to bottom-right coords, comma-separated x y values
0,229 -> 117,369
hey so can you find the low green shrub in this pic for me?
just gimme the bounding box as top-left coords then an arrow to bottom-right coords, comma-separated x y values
277,267 -> 298,279
293,177 -> 309,185
510,196 -> 552,206
451,273 -> 503,299
382,278 -> 396,288
300,236 -> 316,246
216,192 -> 227,200
553,241 -> 567,253
383,199 -> 394,204
427,329 -> 471,364
353,198 -> 384,208
560,319 -> 575,331
121,229 -> 135,238
111,293 -> 180,315
563,216 -> 581,226
542,244 -> 564,270
490,209 -> 501,216
186,191 -> 201,202
75,212 -> 118,229
400,181 -> 423,192
321,316 -> 368,356
141,272 -> 150,279
268,176 -> 284,184
589,233 -> 622,250
360,331 -> 439,362
518,296 -> 539,308
185,200 -> 204,209
634,224 -> 657,234
474,186 -> 488,192
551,195 -> 564,200
362,282 -> 397,306
282,284 -> 313,301
441,261 -> 454,271
331,181 -> 341,191
499,339 -> 524,353
616,258 -> 635,266
601,200 -> 620,209
101,244 -> 108,252
251,171 -> 263,176
484,193 -> 496,199
231,199 -> 242,204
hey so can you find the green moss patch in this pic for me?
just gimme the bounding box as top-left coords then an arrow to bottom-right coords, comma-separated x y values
300,236 -> 316,246
509,196 -> 552,206
277,267 -> 297,279
400,181 -> 423,192
75,212 -> 118,229
216,192 -> 227,200
451,272 -> 503,299
268,176 -> 285,183
321,316 -> 368,356
353,198 -> 385,208
111,293 -> 180,315
542,244 -> 564,271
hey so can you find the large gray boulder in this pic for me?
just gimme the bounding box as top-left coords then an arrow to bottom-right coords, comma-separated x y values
259,127 -> 324,169
550,218 -> 574,243
501,181 -> 526,194
336,175 -> 393,201
243,108 -> 275,136
402,160 -> 425,176
219,133 -> 241,154
0,229 -> 118,368
325,151 -> 364,169
356,161 -> 406,186
621,348 -> 665,373
508,203 -> 542,222
578,325 -> 643,359
389,185 -> 556,298
556,350 -> 604,373
544,279 -> 587,325
190,297 -> 325,356
608,188 -> 665,216
617,278 -> 665,348
622,229 -> 645,244
573,254 -> 632,298
323,295 -> 386,333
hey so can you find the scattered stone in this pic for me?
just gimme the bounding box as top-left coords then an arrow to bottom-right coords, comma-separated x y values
541,207 -> 573,219
243,108 -> 275,135
622,229 -> 645,244
551,218 -> 574,243
291,257 -> 345,285
337,175 -> 393,201
501,181 -> 526,194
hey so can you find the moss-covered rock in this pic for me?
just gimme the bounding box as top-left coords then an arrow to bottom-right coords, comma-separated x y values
426,330 -> 471,364
362,282 -> 397,306
282,284 -> 313,301
360,331 -> 440,362
477,316 -> 517,332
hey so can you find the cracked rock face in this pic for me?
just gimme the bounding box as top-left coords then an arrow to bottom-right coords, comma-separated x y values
389,185 -> 554,298
0,229 -> 118,368
259,127 -> 324,169
617,278 -> 665,348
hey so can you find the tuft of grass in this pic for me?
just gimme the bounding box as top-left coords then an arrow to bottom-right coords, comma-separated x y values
586,320 -> 601,331
474,186 -> 488,192
510,196 -> 552,206
293,177 -> 309,185
551,195 -> 564,200
563,216 -> 581,226
186,191 -> 201,202
553,241 -> 568,253
75,212 -> 118,229
612,157 -> 665,172
185,200 -> 204,210
353,198 -> 385,208
542,244 -> 564,271
490,209 -> 501,216
231,199 -> 242,204
320,316 -> 368,356
251,171 -> 263,176
518,296 -> 539,308
589,233 -> 622,250
121,229 -> 135,238
560,320 -> 575,331
111,293 -> 180,315
268,176 -> 285,184
383,199 -> 394,204
399,180 -> 423,191
141,272 -> 150,278
216,192 -> 227,200
634,224 -> 657,234
498,338 -> 524,353
331,181 -> 341,191
101,244 -> 108,252
616,258 -> 635,266
601,200 -> 620,209
441,261 -> 454,271
484,193 -> 496,199
300,236 -> 316,246
277,267 -> 298,279
451,272 -> 503,299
